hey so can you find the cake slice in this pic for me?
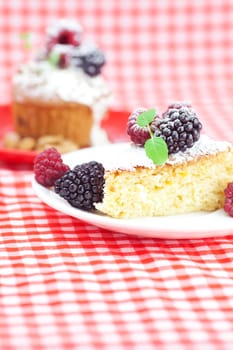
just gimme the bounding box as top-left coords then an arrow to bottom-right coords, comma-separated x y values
95,135 -> 233,218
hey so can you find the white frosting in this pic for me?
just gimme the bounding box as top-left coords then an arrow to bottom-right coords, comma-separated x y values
49,43 -> 74,55
12,61 -> 112,145
46,18 -> 82,38
102,135 -> 232,171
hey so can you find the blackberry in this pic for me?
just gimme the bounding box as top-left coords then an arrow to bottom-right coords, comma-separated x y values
83,49 -> 105,76
155,105 -> 202,154
54,161 -> 105,210
164,101 -> 192,112
71,45 -> 105,76
161,101 -> 192,119
127,108 -> 157,146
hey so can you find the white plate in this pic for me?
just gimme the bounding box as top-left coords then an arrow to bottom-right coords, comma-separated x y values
32,143 -> 233,239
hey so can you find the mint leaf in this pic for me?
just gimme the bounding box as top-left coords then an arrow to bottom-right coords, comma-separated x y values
20,32 -> 32,49
48,52 -> 60,66
133,106 -> 168,165
137,108 -> 156,127
144,137 -> 168,165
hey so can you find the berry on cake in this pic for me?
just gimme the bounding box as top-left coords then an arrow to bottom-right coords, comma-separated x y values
34,102 -> 233,219
9,18 -> 111,153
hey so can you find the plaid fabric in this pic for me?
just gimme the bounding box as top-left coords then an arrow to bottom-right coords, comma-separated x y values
1,1 -> 233,349
0,169 -> 233,350
0,0 -> 233,138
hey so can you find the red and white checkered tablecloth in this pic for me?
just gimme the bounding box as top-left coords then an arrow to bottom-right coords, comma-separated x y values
0,0 -> 233,123
1,1 -> 233,350
1,169 -> 233,350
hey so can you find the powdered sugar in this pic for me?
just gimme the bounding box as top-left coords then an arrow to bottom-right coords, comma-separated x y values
103,135 -> 232,171
46,18 -> 82,38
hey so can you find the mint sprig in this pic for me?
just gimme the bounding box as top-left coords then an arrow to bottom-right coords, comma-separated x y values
20,32 -> 32,49
48,51 -> 60,66
137,109 -> 168,165
137,108 -> 156,128
144,137 -> 168,165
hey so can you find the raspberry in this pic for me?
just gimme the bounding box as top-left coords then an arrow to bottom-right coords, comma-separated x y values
155,104 -> 202,154
54,161 -> 105,210
34,148 -> 70,187
49,44 -> 71,68
223,182 -> 233,217
57,29 -> 79,45
46,30 -> 81,52
71,45 -> 106,76
46,19 -> 82,52
58,52 -> 70,68
127,108 -> 158,146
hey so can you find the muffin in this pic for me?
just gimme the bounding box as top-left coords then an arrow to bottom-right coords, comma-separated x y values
11,18 -> 111,151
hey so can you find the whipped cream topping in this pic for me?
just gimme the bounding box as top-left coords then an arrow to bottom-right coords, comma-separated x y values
13,61 -> 110,106
46,18 -> 82,38
102,135 -> 232,171
13,61 -> 112,145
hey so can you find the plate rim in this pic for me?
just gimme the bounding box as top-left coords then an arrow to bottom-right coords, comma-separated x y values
32,143 -> 233,239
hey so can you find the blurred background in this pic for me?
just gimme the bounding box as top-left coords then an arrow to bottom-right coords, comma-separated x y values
0,0 -> 232,138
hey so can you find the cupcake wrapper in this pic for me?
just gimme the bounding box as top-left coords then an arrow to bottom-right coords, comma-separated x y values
12,101 -> 93,147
